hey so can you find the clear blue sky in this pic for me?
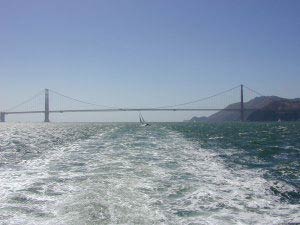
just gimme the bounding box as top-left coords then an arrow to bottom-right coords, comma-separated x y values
0,0 -> 299,122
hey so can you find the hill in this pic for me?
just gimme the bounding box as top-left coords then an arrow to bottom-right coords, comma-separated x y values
186,96 -> 300,122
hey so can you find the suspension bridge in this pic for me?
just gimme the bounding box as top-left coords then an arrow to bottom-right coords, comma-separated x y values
0,84 -> 263,122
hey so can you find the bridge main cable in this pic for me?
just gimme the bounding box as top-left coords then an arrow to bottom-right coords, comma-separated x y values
49,89 -> 119,109
4,90 -> 44,112
151,85 -> 241,109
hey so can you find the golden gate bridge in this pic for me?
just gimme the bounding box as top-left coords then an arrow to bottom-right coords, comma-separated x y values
0,84 -> 263,122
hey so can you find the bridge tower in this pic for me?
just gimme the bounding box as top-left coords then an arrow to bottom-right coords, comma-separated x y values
0,112 -> 5,122
240,84 -> 244,122
44,88 -> 50,122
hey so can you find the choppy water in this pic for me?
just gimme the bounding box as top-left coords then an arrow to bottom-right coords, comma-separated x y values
0,122 -> 299,225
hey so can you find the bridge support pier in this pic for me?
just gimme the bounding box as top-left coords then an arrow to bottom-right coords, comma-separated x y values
44,89 -> 50,122
0,112 -> 5,122
240,84 -> 244,122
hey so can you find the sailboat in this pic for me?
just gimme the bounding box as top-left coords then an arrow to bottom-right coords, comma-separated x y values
139,113 -> 150,126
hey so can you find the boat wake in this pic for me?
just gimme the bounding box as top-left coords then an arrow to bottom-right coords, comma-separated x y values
0,123 -> 298,224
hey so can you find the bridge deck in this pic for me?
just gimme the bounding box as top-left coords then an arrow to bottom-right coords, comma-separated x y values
3,108 -> 254,115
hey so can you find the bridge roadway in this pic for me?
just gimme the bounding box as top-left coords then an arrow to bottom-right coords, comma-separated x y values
3,108 -> 254,115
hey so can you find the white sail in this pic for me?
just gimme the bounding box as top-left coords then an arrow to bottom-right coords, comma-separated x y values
141,115 -> 145,123
139,113 -> 150,126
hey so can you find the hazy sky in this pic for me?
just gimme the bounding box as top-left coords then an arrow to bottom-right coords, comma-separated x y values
0,0 -> 299,122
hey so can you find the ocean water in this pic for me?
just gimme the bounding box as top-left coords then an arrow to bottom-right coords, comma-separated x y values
0,122 -> 299,225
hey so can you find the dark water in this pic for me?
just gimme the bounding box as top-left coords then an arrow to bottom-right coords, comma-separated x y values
0,122 -> 299,224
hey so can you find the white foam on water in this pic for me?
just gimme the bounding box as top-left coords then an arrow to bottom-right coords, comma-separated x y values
0,123 -> 299,225
156,130 -> 299,225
